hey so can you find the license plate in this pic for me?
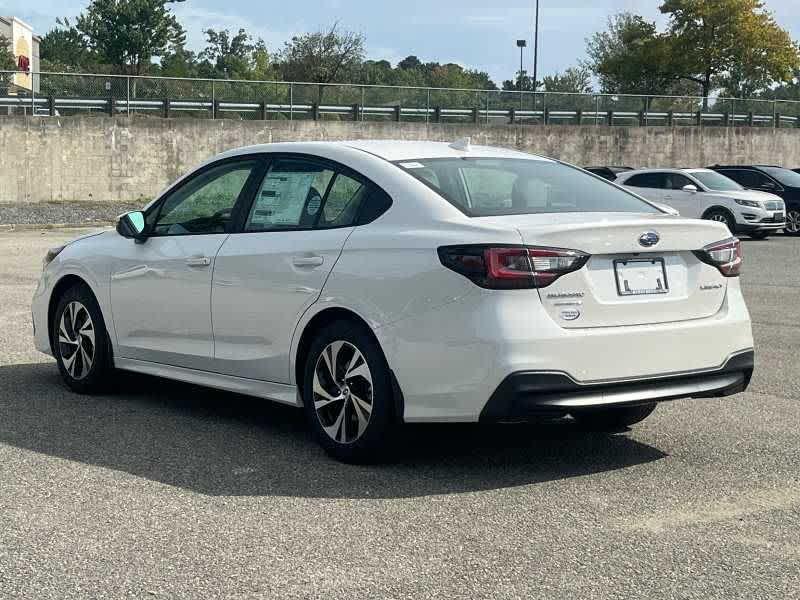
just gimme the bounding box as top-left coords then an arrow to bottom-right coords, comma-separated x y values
614,258 -> 669,296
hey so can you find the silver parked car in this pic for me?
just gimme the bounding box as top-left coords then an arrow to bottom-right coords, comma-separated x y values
616,168 -> 786,239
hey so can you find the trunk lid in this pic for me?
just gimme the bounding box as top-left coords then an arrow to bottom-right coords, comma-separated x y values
478,212 -> 732,328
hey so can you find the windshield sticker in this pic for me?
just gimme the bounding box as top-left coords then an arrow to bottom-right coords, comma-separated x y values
400,162 -> 426,169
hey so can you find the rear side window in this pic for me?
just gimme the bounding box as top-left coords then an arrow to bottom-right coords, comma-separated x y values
318,174 -> 366,229
625,173 -> 668,189
397,158 -> 659,216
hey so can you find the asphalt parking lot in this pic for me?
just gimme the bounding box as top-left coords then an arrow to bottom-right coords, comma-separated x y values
1,228 -> 799,599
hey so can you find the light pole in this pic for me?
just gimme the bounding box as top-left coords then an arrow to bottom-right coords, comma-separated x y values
532,0 -> 540,93
516,39 -> 527,110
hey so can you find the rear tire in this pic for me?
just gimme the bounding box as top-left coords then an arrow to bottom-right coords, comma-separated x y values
301,320 -> 396,463
749,230 -> 770,240
52,283 -> 113,394
572,403 -> 657,432
704,209 -> 736,234
784,208 -> 800,236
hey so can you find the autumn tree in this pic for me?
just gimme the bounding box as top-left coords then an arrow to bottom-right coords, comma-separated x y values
660,0 -> 800,104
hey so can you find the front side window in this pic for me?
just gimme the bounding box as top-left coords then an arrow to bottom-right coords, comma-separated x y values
153,160 -> 258,236
758,167 -> 800,187
245,159 -> 334,232
397,158 -> 660,216
665,173 -> 694,190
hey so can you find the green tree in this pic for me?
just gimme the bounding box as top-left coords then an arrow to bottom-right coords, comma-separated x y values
279,22 -> 365,84
587,13 -> 677,97
0,35 -> 15,71
40,18 -> 97,72
75,0 -> 186,75
542,66 -> 594,93
660,0 -> 800,104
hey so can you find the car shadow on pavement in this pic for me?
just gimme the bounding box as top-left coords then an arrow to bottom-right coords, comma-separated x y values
0,363 -> 667,499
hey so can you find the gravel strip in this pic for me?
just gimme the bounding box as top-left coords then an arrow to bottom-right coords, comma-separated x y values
0,202 -> 144,226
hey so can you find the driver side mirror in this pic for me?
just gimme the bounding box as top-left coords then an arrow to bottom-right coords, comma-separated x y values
117,211 -> 147,242
682,184 -> 698,193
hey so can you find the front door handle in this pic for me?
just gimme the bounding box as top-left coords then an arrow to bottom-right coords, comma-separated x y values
186,256 -> 211,267
292,255 -> 324,267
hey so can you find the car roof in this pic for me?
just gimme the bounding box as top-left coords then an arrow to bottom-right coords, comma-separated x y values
215,140 -> 552,163
708,164 -> 782,169
617,168 -> 693,177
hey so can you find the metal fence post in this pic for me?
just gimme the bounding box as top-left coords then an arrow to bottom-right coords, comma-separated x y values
163,98 -> 170,119
595,96 -> 600,126
361,87 -> 366,121
394,104 -> 401,122
775,112 -> 781,129
426,89 -> 431,124
211,80 -> 216,119
667,110 -> 674,127
48,96 -> 55,117
289,83 -> 293,121
126,76 -> 131,116
747,111 -> 754,127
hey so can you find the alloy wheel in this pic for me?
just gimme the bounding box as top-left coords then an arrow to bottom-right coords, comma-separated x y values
786,210 -> 800,234
313,340 -> 374,444
58,301 -> 95,380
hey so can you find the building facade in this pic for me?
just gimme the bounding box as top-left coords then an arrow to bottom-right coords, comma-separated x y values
1,16 -> 40,92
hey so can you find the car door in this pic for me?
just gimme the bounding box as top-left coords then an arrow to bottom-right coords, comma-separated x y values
109,157 -> 263,371
210,156 -> 378,383
662,173 -> 703,218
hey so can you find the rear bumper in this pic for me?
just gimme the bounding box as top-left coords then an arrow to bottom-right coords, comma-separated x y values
480,349 -> 754,422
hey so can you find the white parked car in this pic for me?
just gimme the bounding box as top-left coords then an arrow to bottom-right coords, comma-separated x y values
615,168 -> 786,239
33,141 -> 755,462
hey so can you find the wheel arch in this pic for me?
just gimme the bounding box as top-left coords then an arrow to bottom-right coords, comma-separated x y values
292,306 -> 404,421
47,274 -> 104,356
701,205 -> 736,222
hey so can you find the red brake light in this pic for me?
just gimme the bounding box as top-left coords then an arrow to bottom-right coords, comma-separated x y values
439,245 -> 590,289
693,238 -> 742,277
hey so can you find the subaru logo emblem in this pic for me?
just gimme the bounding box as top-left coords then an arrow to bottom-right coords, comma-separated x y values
639,231 -> 660,247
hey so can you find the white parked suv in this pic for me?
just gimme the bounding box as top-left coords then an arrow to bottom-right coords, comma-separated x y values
615,168 -> 786,239
32,141 -> 755,462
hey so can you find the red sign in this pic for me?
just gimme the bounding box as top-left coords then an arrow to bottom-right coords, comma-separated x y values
17,55 -> 30,73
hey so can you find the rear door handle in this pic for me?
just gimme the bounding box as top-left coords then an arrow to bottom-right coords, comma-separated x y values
186,256 -> 211,267
292,255 -> 324,267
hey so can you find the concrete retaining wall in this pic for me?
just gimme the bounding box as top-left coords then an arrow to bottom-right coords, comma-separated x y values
2,115 -> 800,203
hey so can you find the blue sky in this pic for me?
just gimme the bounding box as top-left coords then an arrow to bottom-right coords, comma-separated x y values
5,0 -> 800,84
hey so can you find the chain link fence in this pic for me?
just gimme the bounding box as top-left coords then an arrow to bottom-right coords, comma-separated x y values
2,71 -> 800,128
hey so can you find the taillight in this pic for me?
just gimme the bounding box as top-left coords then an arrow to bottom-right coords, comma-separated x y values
438,245 -> 590,289
693,237 -> 742,277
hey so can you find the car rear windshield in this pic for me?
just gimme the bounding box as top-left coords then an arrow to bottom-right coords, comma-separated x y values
395,158 -> 660,217
690,170 -> 743,192
759,166 -> 800,187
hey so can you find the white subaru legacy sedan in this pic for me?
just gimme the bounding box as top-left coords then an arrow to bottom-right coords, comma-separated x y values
33,140 -> 754,462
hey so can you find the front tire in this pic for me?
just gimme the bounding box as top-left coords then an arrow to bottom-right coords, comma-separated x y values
302,320 -> 395,463
785,208 -> 800,236
704,209 -> 736,234
52,283 -> 113,394
572,403 -> 657,432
